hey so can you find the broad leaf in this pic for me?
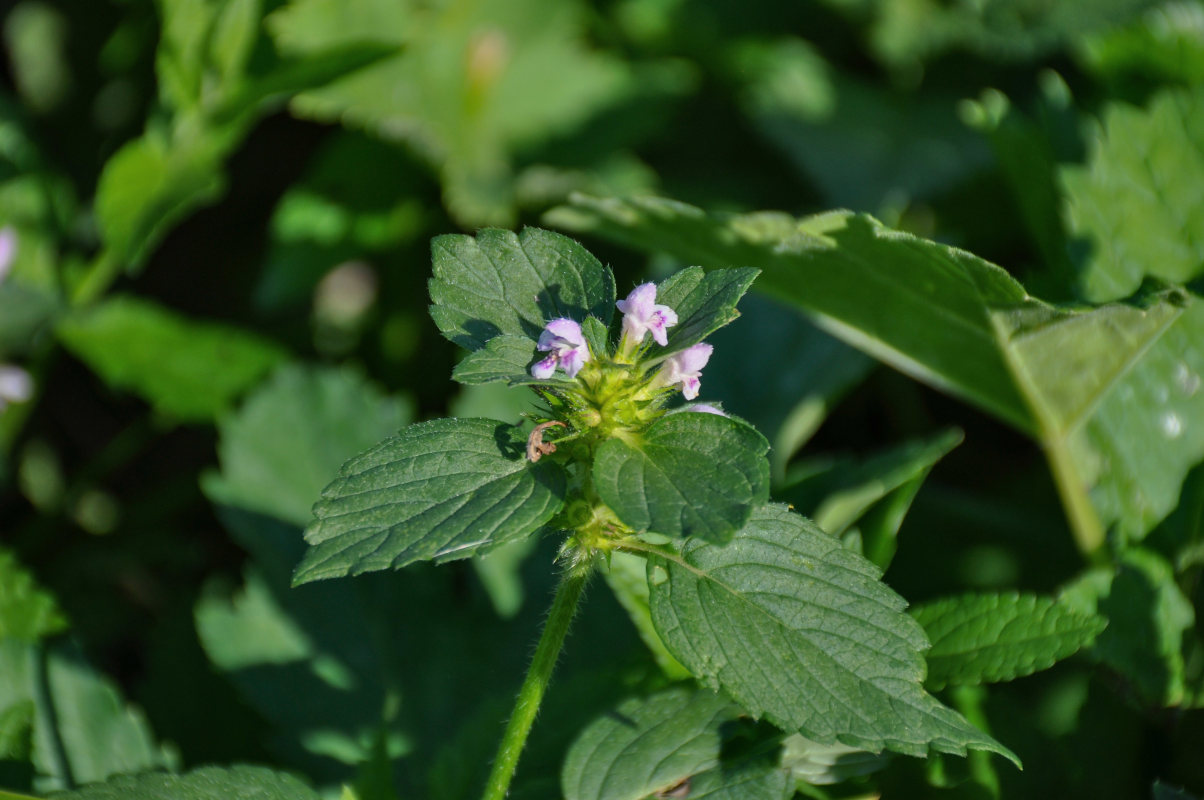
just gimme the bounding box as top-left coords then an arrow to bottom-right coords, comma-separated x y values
294,418 -> 566,584
781,429 -> 962,569
549,195 -> 1204,547
780,733 -> 889,787
652,267 -> 759,355
429,227 -> 615,351
57,296 -> 287,422
46,765 -> 320,799
207,363 -> 411,527
451,334 -> 573,387
1060,548 -> 1196,706
593,413 -> 770,542
646,504 -> 1018,764
0,549 -> 67,642
562,686 -> 789,800
1062,87 -> 1204,302
911,592 -> 1107,690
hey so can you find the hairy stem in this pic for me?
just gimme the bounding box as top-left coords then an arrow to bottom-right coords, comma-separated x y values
480,565 -> 589,800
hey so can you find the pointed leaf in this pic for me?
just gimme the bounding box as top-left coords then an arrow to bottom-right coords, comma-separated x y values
1061,87 -> 1204,302
562,686 -> 790,800
646,504 -> 1018,764
451,334 -> 574,387
593,413 -> 770,542
911,592 -> 1107,690
294,418 -> 566,584
652,267 -> 759,355
45,765 -> 320,799
57,296 -> 287,422
429,227 -> 615,351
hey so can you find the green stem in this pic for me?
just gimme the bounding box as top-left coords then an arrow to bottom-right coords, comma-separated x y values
480,566 -> 589,800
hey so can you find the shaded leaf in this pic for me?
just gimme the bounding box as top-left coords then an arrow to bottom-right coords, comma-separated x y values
646,504 -> 1018,763
451,334 -> 572,387
0,549 -> 67,642
429,227 -> 615,351
651,267 -> 759,356
1061,87 -> 1204,301
911,592 -> 1107,690
57,296 -> 287,422
601,551 -> 690,679
294,418 -> 566,584
46,764 -> 320,799
593,413 -> 770,542
207,363 -> 411,527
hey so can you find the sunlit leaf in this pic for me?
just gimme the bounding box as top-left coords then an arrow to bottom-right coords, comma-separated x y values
45,764 -> 320,799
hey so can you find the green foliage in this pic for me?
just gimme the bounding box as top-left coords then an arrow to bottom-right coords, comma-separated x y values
429,227 -> 615,352
549,195 -> 1204,549
644,504 -> 1017,764
1061,87 -> 1204,301
593,413 -> 770,543
46,765 -> 320,799
654,268 -> 761,356
0,550 -> 67,642
293,418 -> 566,584
56,296 -> 287,422
911,592 -> 1107,690
562,686 -> 789,800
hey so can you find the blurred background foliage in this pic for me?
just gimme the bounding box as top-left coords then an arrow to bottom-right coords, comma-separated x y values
1,0 -> 1203,798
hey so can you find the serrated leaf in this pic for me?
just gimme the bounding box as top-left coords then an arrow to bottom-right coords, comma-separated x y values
1060,548 -> 1195,706
1062,87 -> 1204,302
0,549 -> 67,642
207,363 -> 411,527
46,764 -> 320,799
451,334 -> 573,387
651,267 -> 759,355
549,195 -> 1204,547
646,504 -> 1018,764
429,227 -> 615,351
294,418 -> 566,584
562,686 -> 790,800
57,296 -> 287,422
593,413 -> 769,542
911,593 -> 1107,690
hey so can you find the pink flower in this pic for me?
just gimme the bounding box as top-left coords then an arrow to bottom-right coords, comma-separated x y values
0,226 -> 16,284
682,403 -> 725,416
0,364 -> 32,412
617,283 -> 678,348
531,318 -> 590,379
658,343 -> 713,400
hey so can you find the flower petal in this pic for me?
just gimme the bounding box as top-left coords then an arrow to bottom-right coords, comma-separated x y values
531,356 -> 558,379
544,317 -> 585,346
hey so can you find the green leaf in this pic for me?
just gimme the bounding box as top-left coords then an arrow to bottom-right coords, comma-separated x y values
450,334 -> 572,387
781,429 -> 962,569
593,413 -> 770,543
1061,87 -> 1204,302
1060,548 -> 1196,706
93,134 -> 225,272
294,418 -> 566,584
209,0 -> 262,88
780,733 -> 889,787
0,283 -> 58,355
0,549 -> 67,642
562,686 -> 789,800
46,764 -> 321,799
0,639 -> 171,792
646,504 -> 1018,764
548,195 -> 1204,547
429,227 -> 615,351
652,267 -> 759,356
911,593 -> 1107,690
207,363 -> 411,527
1080,5 -> 1204,98
57,296 -> 287,422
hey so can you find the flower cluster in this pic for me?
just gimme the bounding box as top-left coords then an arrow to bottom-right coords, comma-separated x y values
528,280 -> 716,405
0,227 -> 32,414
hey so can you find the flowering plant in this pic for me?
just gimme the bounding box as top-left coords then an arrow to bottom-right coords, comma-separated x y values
291,228 -> 1017,799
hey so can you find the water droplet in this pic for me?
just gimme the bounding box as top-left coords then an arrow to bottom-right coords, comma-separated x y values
1175,362 -> 1201,397
1161,412 -> 1183,439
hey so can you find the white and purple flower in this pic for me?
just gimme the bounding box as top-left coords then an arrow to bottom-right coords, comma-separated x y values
658,343 -> 713,400
617,282 -> 678,351
531,318 -> 590,379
